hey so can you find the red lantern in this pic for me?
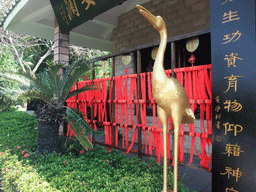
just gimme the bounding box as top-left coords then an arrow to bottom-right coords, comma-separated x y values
188,54 -> 196,66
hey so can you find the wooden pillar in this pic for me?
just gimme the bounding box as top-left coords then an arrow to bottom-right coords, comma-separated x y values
183,48 -> 186,68
177,43 -> 181,69
111,57 -> 116,146
171,41 -> 176,78
54,17 -> 70,135
137,50 -> 142,158
171,41 -> 176,168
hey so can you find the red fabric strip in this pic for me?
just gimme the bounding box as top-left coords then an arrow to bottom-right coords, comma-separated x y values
127,127 -> 137,154
179,124 -> 185,163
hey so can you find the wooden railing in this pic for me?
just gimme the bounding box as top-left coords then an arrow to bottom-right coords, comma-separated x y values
66,49 -> 212,171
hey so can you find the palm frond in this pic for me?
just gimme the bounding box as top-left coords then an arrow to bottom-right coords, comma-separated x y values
19,89 -> 53,103
66,118 -> 93,150
0,69 -> 55,102
59,59 -> 93,102
44,62 -> 64,99
0,71 -> 30,87
66,107 -> 102,136
66,84 -> 99,99
65,107 -> 103,150
59,62 -> 77,91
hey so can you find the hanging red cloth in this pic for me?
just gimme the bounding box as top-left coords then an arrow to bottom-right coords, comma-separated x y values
109,79 -> 113,122
156,118 -> 163,163
193,100 -> 210,170
166,69 -> 172,77
104,121 -> 111,152
197,68 -> 208,100
188,101 -> 197,164
93,79 -> 99,120
86,80 -> 94,108
78,81 -> 88,120
175,68 -> 184,86
147,72 -> 153,107
167,131 -> 171,161
204,65 -> 212,99
114,76 -> 125,147
102,78 -> 108,123
192,69 -> 199,100
66,83 -> 77,137
184,68 -> 193,99
123,75 -> 129,148
140,73 -> 148,154
126,74 -> 138,154
179,124 -> 185,163
147,72 -> 154,155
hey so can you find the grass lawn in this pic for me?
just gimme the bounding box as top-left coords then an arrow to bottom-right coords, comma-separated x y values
0,111 -> 193,192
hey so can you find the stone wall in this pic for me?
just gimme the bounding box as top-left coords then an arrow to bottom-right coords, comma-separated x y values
112,0 -> 210,53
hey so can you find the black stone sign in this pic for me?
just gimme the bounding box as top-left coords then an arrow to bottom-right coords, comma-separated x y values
211,0 -> 256,191
49,0 -> 127,31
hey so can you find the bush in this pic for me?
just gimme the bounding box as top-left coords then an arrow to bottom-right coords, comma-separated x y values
0,111 -> 195,192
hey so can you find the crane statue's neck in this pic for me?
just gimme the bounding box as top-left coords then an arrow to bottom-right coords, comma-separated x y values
153,29 -> 168,83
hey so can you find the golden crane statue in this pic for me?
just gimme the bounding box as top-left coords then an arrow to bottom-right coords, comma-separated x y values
136,5 -> 195,192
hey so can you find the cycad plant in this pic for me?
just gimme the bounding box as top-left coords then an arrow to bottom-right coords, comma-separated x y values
0,59 -> 101,154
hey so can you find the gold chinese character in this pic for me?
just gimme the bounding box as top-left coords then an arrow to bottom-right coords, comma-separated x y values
222,10 -> 240,24
221,166 -> 233,178
215,106 -> 221,112
222,143 -> 244,157
222,30 -> 242,44
233,168 -> 242,182
224,100 -> 242,112
221,167 -> 242,182
215,135 -> 222,142
224,74 -> 243,93
222,0 -> 234,5
81,0 -> 96,10
226,187 -> 239,192
216,114 -> 221,120
215,96 -> 221,103
224,52 -> 244,67
64,0 -> 80,21
215,121 -> 221,129
223,122 -> 243,136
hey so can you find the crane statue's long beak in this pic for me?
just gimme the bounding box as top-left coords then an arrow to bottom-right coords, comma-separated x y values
136,5 -> 157,27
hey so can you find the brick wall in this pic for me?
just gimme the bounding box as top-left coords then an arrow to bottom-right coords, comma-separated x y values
112,0 -> 210,53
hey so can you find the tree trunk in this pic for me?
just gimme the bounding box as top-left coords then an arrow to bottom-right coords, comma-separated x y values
37,120 -> 61,154
35,103 -> 64,154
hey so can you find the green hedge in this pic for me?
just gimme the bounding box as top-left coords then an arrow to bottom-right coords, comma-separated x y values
0,111 -> 195,192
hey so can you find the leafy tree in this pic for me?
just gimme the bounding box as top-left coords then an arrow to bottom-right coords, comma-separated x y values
69,45 -> 112,80
0,28 -> 54,77
0,47 -> 25,112
0,59 -> 103,154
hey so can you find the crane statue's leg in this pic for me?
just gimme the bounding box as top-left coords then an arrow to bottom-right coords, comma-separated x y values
157,105 -> 169,192
171,105 -> 183,192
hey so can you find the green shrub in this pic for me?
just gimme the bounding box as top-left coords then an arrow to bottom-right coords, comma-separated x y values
0,111 -> 195,192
